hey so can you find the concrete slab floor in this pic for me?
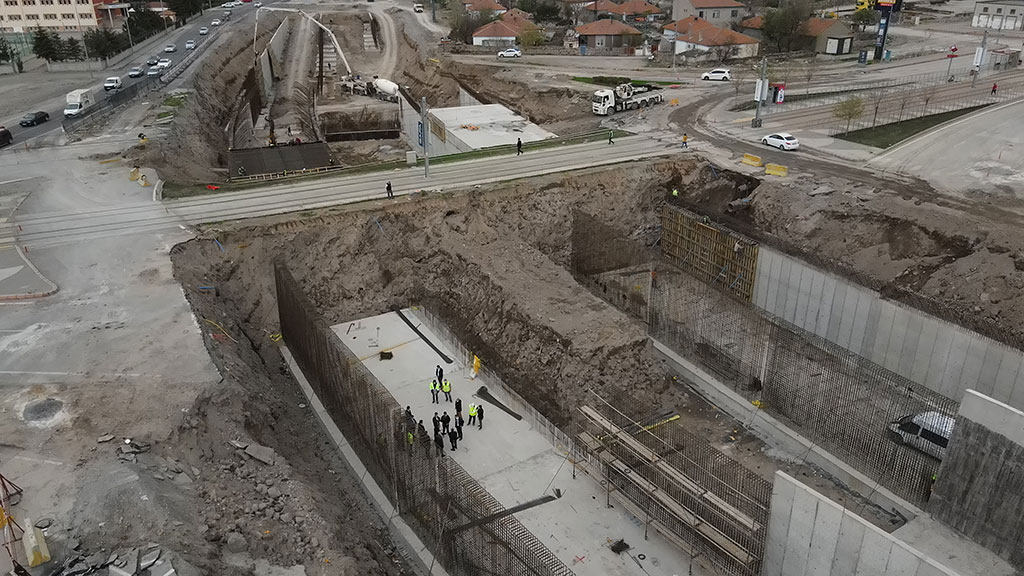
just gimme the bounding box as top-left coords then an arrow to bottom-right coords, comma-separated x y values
893,514 -> 1015,576
332,309 -> 707,576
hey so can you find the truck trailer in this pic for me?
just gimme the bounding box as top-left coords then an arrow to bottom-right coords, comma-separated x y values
591,83 -> 664,115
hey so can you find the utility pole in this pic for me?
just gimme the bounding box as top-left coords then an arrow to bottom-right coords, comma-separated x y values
751,57 -> 766,128
971,29 -> 988,88
420,96 -> 430,179
431,0 -> 436,23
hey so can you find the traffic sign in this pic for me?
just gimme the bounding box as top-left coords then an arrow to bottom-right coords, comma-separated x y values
418,121 -> 424,147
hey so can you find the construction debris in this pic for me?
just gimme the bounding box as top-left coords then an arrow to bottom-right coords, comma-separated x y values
244,443 -> 277,466
97,434 -> 115,443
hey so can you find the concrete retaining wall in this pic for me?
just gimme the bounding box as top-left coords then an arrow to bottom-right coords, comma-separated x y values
256,16 -> 291,99
929,390 -> 1024,569
764,471 -> 960,576
753,247 -> 1024,410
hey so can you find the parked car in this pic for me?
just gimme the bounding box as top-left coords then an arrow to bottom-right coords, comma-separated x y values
0,126 -> 12,147
254,1 -> 262,6
761,132 -> 800,151
128,66 -> 144,78
185,40 -> 197,50
19,111 -> 50,127
211,19 -> 222,26
147,66 -> 162,77
413,3 -> 423,11
497,47 -> 521,58
157,58 -> 173,69
103,76 -> 123,91
146,56 -> 160,66
219,1 -> 232,5
888,411 -> 954,460
701,68 -> 731,81
199,26 -> 209,35
164,44 -> 177,53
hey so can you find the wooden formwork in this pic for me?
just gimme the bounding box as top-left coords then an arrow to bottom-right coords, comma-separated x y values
660,207 -> 759,302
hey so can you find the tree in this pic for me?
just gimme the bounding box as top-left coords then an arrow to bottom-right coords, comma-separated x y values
84,27 -> 121,60
712,45 -> 735,63
851,8 -> 878,32
762,0 -> 810,51
833,96 -> 864,135
533,2 -> 560,21
519,28 -> 545,47
0,37 -> 15,64
63,37 -> 84,61
801,57 -> 819,94
31,27 -> 61,62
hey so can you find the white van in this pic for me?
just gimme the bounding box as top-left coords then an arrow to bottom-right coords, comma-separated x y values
887,411 -> 954,460
104,76 -> 123,91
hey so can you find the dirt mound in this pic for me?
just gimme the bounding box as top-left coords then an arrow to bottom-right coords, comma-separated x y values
443,61 -> 592,125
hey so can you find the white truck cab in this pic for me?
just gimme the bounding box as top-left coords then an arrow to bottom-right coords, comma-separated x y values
888,411 -> 954,460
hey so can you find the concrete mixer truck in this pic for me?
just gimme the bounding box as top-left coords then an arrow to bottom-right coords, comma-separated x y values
371,77 -> 400,103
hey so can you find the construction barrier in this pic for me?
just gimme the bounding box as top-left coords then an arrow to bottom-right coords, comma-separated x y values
764,163 -> 788,177
129,167 -> 140,181
741,153 -> 763,167
139,174 -> 151,187
22,520 -> 51,568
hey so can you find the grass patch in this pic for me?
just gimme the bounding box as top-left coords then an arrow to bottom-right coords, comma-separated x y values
156,111 -> 174,119
729,87 -> 875,111
834,105 -> 989,149
160,129 -> 632,199
162,94 -> 188,107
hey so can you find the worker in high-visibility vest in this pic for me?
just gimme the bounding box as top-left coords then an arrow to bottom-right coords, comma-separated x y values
441,379 -> 452,402
430,379 -> 440,404
467,404 -> 478,426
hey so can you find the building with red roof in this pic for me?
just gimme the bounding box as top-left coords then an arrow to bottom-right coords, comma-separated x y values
673,0 -> 746,27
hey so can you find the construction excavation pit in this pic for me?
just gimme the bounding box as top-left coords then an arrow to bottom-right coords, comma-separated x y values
169,156 -> 941,576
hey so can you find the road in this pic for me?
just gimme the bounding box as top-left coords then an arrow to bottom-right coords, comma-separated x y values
871,98 -> 1024,198
0,0 -> 272,147
8,135 -> 676,249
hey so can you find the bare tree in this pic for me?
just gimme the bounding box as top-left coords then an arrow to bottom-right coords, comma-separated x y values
802,57 -> 819,94
869,87 -> 887,128
732,64 -> 752,96
833,96 -> 864,135
713,45 -> 732,63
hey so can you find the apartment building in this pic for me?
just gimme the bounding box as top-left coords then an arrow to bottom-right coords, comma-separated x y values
0,0 -> 99,33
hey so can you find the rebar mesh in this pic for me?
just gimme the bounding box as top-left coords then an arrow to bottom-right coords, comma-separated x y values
574,392 -> 771,576
275,262 -> 575,576
570,207 -> 958,511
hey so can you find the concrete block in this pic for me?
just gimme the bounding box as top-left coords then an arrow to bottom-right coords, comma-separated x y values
959,335 -> 987,400
884,543 -> 922,576
976,345 -> 1003,398
856,527 -> 893,576
816,275 -> 838,340
804,272 -> 825,335
141,547 -> 161,569
763,473 -> 798,576
805,493 -> 843,576
929,328 -> 955,397
897,313 -> 925,379
781,480 -> 818,576
765,251 -> 782,316
939,331 -> 970,400
867,299 -> 893,367
959,389 -> 1024,447
992,353 -> 1022,408
884,306 -> 911,374
1009,364 -> 1024,411
110,548 -> 139,576
782,259 -> 802,324
833,283 -> 856,350
776,256 -> 793,317
794,264 -> 814,331
152,559 -> 177,576
910,319 -> 939,388
20,521 -> 50,567
831,513 -> 866,575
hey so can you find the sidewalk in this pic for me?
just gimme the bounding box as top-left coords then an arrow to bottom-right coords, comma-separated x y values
0,183 -> 58,300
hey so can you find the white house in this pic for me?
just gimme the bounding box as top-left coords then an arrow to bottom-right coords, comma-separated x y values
972,0 -> 1024,30
463,0 -> 508,16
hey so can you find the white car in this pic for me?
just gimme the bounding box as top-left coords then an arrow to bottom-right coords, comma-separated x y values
702,68 -> 731,81
413,2 -> 423,10
219,1 -> 232,6
146,66 -> 162,77
185,40 -> 196,49
761,132 -> 799,151
157,58 -> 173,69
254,1 -> 262,6
164,44 -> 177,52
211,19 -> 222,26
199,26 -> 209,35
497,47 -> 521,58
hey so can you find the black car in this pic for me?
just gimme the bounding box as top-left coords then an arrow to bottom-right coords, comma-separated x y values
20,111 -> 50,127
146,56 -> 159,66
0,126 -> 12,147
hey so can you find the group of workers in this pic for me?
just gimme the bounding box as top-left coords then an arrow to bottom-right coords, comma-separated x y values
402,364 -> 485,458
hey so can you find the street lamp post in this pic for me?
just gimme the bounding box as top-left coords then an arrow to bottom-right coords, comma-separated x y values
125,7 -> 136,53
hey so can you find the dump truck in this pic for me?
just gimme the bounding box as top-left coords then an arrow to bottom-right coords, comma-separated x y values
591,83 -> 664,115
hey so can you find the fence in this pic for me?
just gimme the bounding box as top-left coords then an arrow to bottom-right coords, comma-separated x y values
570,207 -> 958,510
61,75 -> 162,135
274,262 -> 575,576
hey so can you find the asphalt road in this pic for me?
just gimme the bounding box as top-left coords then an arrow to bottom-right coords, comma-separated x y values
1,1 -> 265,146
9,135 -> 676,249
